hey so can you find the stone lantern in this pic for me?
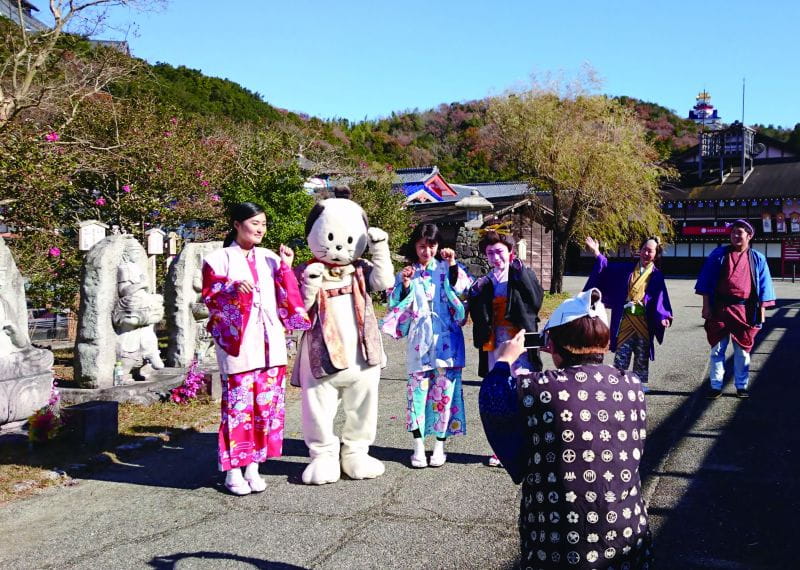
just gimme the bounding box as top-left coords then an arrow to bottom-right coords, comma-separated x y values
78,220 -> 109,251
167,232 -> 179,256
145,228 -> 166,255
165,231 -> 180,272
145,228 -> 166,292
455,190 -> 493,228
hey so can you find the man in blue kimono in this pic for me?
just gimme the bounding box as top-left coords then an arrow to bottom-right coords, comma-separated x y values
695,219 -> 776,399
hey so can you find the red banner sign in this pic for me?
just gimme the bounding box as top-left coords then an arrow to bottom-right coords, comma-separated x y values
681,226 -> 732,236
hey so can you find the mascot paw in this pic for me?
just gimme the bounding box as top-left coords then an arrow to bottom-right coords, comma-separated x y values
302,455 -> 341,485
341,453 -> 385,480
367,227 -> 388,245
302,262 -> 325,289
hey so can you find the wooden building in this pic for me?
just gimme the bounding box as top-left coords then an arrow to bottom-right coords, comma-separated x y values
395,167 -> 554,289
660,111 -> 798,276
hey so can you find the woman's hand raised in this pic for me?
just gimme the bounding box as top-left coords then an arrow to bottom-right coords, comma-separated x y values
279,244 -> 295,266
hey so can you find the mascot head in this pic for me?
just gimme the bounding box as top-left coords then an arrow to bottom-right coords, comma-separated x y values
305,186 -> 369,267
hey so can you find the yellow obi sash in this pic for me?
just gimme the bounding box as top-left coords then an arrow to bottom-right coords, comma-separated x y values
617,262 -> 653,344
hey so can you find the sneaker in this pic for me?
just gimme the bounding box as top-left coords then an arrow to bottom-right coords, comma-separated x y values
410,453 -> 427,468
488,454 -> 503,467
736,388 -> 750,399
706,387 -> 722,400
244,474 -> 267,493
224,478 -> 252,496
429,452 -> 447,468
225,469 -> 252,496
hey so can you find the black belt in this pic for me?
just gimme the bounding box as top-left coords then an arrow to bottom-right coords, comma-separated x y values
717,293 -> 748,306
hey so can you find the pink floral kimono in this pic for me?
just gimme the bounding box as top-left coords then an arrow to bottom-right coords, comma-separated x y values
202,243 -> 310,471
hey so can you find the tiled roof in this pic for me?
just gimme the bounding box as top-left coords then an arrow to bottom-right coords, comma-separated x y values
444,184 -> 483,202
466,181 -> 532,199
394,166 -> 437,184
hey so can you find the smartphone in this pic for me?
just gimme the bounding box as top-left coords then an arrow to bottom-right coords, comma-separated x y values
524,332 -> 545,348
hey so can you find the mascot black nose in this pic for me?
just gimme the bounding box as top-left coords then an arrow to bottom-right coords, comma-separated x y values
336,245 -> 343,250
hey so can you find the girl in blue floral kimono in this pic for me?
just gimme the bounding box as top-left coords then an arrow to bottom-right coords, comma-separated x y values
381,223 -> 472,468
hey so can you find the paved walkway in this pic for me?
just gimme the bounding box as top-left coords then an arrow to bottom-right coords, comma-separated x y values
1,277 -> 798,569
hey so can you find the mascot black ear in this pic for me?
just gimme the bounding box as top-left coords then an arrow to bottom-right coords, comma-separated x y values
332,185 -> 352,199
305,203 -> 325,237
331,184 -> 369,228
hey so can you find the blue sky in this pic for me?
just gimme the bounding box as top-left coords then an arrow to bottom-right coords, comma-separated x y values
53,0 -> 800,127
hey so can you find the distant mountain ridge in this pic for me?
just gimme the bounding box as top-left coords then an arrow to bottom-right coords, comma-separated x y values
112,60 -> 798,181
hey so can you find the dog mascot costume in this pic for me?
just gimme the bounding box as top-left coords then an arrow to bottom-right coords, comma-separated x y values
292,188 -> 394,485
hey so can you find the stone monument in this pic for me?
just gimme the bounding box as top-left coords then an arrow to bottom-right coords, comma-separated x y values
75,235 -> 164,388
164,242 -> 221,368
0,238 -> 54,425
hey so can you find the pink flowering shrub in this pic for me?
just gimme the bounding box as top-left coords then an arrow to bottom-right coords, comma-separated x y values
28,382 -> 62,443
170,359 -> 207,404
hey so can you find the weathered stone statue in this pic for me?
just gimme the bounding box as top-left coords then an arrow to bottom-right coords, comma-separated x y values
76,235 -> 164,388
0,238 -> 54,425
112,249 -> 164,378
164,242 -> 221,368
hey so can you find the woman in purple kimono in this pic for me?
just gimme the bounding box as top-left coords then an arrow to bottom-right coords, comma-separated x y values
584,236 -> 672,392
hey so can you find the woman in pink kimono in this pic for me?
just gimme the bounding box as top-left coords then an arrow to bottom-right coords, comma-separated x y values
202,202 -> 311,495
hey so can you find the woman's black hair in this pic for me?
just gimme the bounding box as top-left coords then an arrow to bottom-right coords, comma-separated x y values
638,236 -> 663,267
477,230 -> 515,255
223,202 -> 265,247
399,223 -> 442,264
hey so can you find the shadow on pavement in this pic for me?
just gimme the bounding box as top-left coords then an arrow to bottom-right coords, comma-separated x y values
148,551 -> 306,569
647,297 -> 800,569
72,433 -> 495,491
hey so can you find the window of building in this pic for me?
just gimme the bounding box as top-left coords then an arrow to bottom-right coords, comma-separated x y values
766,243 -> 782,258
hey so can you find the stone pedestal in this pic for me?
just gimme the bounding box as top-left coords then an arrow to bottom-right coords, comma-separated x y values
455,226 -> 490,277
62,401 -> 118,446
0,372 -> 52,424
203,366 -> 222,403
59,367 -> 186,406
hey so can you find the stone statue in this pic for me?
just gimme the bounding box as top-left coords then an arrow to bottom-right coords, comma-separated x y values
76,235 -> 165,388
164,242 -> 222,368
189,272 -> 214,362
111,249 -> 164,379
0,238 -> 53,425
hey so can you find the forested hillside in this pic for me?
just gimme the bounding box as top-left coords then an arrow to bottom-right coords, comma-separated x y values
115,60 -> 707,183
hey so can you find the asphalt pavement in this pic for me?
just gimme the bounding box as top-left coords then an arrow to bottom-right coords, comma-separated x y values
0,277 -> 798,569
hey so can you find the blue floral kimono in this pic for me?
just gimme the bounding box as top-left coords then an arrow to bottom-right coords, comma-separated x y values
381,260 -> 472,438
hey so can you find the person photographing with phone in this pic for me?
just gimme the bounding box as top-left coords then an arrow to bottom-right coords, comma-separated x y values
479,289 -> 653,568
